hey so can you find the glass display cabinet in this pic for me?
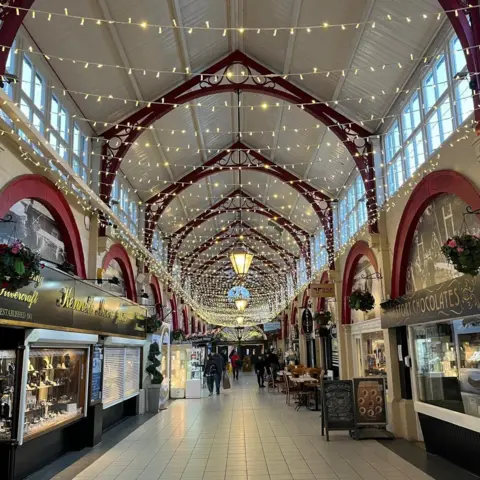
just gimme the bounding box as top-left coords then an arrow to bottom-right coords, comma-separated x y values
454,320 -> 480,418
23,348 -> 87,441
412,322 -> 462,412
186,347 -> 202,398
362,332 -> 387,377
0,350 -> 16,440
170,344 -> 189,398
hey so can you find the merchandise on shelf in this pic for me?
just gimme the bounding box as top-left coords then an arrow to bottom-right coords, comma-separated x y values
0,351 -> 16,440
23,348 -> 86,440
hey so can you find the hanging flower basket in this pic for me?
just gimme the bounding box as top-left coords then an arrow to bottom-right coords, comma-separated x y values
349,289 -> 375,312
172,329 -> 185,342
441,234 -> 480,276
314,311 -> 331,326
145,314 -> 163,334
0,241 -> 41,292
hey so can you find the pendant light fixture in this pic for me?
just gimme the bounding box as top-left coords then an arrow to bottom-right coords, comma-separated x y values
229,89 -> 254,278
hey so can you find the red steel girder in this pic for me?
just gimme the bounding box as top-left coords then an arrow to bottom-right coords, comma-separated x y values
180,220 -> 297,271
438,0 -> 480,134
182,232 -> 294,274
100,50 -> 377,231
164,189 -> 310,267
0,1 -> 35,77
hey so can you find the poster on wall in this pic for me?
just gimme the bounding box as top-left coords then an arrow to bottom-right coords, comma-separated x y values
353,377 -> 387,426
90,344 -> 104,404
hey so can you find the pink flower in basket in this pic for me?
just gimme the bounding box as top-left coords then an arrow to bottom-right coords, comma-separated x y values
447,239 -> 457,248
457,247 -> 465,253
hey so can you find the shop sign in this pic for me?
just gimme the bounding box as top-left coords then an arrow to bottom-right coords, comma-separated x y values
381,274 -> 480,329
310,283 -> 335,298
302,308 -> 313,335
0,265 -> 146,337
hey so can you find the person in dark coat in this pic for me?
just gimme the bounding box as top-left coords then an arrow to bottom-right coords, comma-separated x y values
204,354 -> 218,396
255,355 -> 266,388
266,350 -> 280,379
211,352 -> 225,394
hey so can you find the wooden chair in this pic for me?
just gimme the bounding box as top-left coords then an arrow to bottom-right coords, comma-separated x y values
284,372 -> 301,405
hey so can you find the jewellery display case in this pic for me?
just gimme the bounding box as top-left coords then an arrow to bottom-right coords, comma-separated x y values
23,348 -> 87,441
0,350 -> 16,440
186,347 -> 202,398
170,344 -> 189,398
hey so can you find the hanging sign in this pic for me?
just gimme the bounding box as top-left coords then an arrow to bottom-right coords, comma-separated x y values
310,283 -> 335,298
302,308 -> 313,335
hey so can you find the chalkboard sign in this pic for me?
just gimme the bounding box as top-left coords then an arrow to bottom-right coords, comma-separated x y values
90,344 -> 104,404
322,380 -> 355,441
353,377 -> 387,426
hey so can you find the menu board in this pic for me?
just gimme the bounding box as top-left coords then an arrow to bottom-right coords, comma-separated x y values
90,344 -> 104,404
353,377 -> 387,425
322,380 -> 355,440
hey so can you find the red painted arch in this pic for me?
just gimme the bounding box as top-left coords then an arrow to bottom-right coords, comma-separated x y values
183,306 -> 189,333
342,240 -> 378,325
150,275 -> 163,317
301,287 -> 310,308
0,174 -> 86,278
170,294 -> 178,330
102,244 -> 137,301
391,170 -> 480,298
318,271 -> 330,312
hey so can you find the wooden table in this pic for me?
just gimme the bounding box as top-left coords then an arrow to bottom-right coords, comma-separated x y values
290,377 -> 319,410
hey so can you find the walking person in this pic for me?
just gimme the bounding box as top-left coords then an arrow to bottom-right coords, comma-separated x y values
255,355 -> 266,388
230,349 -> 241,380
211,351 -> 225,394
204,353 -> 218,396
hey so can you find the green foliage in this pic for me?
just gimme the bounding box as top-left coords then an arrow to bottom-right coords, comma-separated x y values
441,234 -> 480,276
349,289 -> 375,312
313,311 -> 331,326
0,242 -> 41,292
146,341 -> 163,384
172,329 -> 185,342
145,314 -> 162,334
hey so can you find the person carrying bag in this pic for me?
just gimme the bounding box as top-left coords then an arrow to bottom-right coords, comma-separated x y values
222,370 -> 231,390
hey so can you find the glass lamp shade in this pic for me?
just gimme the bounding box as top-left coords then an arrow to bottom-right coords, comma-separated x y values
235,298 -> 248,311
229,251 -> 254,276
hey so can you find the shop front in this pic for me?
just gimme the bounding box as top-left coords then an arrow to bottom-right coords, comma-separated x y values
343,241 -> 387,383
0,264 -> 146,479
386,180 -> 480,476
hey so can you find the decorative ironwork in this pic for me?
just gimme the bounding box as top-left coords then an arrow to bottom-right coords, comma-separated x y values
360,272 -> 383,281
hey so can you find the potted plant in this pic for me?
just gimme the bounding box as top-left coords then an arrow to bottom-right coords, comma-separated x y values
349,289 -> 375,312
145,341 -> 163,413
441,234 -> 480,276
314,311 -> 332,326
0,241 -> 41,292
172,329 -> 185,343
145,314 -> 162,334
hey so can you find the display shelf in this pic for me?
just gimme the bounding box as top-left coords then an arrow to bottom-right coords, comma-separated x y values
0,350 -> 16,440
23,348 -> 87,441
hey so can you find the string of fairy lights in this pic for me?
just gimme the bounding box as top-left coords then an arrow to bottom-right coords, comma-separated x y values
0,2 -> 476,324
2,2 -> 460,35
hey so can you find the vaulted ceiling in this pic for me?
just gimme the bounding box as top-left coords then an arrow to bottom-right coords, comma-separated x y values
22,0 -> 444,323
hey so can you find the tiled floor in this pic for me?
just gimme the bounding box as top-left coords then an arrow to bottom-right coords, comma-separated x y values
37,374 -> 459,480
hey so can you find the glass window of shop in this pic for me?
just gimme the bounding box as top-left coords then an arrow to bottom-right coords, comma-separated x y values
0,199 -> 66,266
406,192 -> 480,418
412,319 -> 480,418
